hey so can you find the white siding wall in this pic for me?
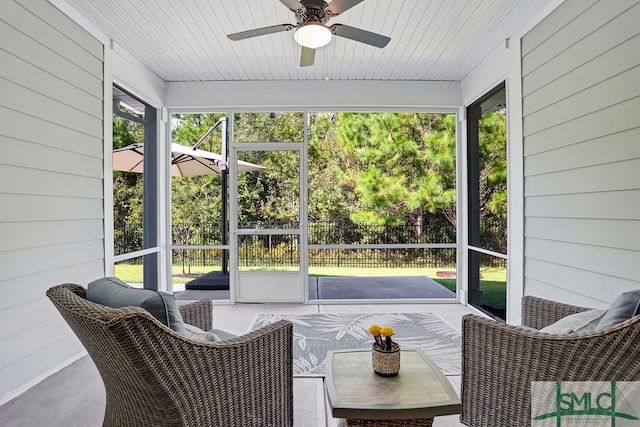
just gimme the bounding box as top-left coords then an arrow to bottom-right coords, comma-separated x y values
522,0 -> 640,307
0,0 -> 105,402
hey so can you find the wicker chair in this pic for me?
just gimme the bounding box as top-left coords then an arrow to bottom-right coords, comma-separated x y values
46,283 -> 294,427
460,295 -> 640,427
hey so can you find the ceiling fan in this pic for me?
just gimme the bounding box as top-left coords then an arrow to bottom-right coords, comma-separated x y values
227,0 -> 391,67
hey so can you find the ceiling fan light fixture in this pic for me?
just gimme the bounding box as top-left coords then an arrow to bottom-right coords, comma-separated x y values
294,23 -> 332,49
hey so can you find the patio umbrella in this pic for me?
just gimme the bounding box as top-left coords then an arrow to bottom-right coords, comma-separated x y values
113,142 -> 265,176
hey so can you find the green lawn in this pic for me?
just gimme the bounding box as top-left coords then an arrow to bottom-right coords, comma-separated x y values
114,264 -> 506,310
434,278 -> 506,312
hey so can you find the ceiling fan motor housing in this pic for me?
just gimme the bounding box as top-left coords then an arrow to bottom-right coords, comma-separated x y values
296,0 -> 331,24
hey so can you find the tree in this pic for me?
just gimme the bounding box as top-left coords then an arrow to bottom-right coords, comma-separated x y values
334,113 -> 457,235
170,113 -> 226,227
307,112 -> 354,221
112,114 -> 143,149
478,110 -> 507,219
233,112 -> 304,226
170,112 -> 307,226
112,115 -> 144,227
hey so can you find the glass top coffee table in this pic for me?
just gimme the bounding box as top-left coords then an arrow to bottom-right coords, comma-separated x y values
325,348 -> 461,427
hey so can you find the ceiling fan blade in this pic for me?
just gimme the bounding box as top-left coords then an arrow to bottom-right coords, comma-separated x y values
279,0 -> 305,12
300,46 -> 315,67
325,0 -> 365,16
331,24 -> 390,48
228,24 -> 295,41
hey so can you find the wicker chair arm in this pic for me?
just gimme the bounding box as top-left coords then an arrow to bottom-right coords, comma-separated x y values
521,295 -> 591,329
460,313 -> 640,427
178,299 -> 213,330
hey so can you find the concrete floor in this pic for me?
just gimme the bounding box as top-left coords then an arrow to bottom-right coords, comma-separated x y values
0,301 -> 476,427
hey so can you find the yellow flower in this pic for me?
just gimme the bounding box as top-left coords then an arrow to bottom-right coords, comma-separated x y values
380,326 -> 395,337
369,324 -> 382,336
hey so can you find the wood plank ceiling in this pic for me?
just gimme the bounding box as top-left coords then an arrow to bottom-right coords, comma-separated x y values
65,0 -> 555,82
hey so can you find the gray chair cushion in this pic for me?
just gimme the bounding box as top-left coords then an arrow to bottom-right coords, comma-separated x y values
209,328 -> 238,341
594,289 -> 640,331
87,277 -> 186,334
539,309 -> 606,334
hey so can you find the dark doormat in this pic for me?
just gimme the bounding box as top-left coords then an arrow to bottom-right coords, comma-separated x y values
309,276 -> 455,300
185,271 -> 230,290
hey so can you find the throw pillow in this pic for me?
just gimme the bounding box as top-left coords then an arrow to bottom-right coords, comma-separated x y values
87,277 -> 186,334
594,289 -> 640,331
182,324 -> 237,342
539,309 -> 606,335
183,323 -> 221,342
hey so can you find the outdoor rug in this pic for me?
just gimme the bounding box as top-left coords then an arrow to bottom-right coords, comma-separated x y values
248,312 -> 461,377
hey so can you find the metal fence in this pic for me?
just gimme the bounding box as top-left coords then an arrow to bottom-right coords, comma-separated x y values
116,216 -> 506,268
169,247 -> 458,269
